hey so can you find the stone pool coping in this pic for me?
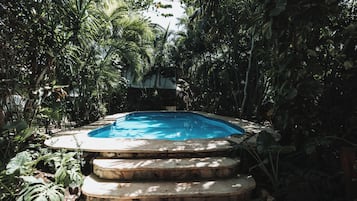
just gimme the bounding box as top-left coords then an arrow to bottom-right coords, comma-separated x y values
44,111 -> 278,153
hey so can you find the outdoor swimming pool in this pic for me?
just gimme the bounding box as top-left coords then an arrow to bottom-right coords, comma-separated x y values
88,112 -> 244,141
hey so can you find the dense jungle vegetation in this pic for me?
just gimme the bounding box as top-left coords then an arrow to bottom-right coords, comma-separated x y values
1,0 -> 356,200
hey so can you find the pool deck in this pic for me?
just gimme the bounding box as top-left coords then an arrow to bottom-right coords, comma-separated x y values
44,111 -> 278,153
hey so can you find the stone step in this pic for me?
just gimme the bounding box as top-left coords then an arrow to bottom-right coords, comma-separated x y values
83,174 -> 255,201
93,157 -> 240,180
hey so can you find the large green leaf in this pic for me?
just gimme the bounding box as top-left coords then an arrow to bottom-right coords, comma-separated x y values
16,182 -> 64,201
2,120 -> 28,133
6,151 -> 32,175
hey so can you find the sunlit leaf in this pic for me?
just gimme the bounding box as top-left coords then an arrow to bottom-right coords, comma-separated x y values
15,127 -> 36,143
16,182 -> 65,201
20,176 -> 45,184
6,151 -> 32,175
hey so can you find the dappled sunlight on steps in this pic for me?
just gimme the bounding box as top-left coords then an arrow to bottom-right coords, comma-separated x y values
93,157 -> 240,181
83,154 -> 255,200
83,174 -> 255,201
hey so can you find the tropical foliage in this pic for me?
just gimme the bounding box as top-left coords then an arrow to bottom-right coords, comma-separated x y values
1,0 -> 155,200
174,0 -> 356,200
1,0 -> 356,200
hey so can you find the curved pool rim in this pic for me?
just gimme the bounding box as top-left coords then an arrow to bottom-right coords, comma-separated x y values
44,111 -> 278,154
87,111 -> 245,141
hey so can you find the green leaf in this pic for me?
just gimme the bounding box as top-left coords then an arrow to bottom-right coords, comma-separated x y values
17,182 -> 64,201
54,166 -> 68,185
20,176 -> 45,184
6,151 -> 32,175
35,196 -> 48,201
262,21 -> 272,39
15,127 -> 36,143
344,61 -> 354,70
2,120 -> 28,133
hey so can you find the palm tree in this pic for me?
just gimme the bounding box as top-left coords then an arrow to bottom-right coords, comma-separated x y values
55,0 -> 155,123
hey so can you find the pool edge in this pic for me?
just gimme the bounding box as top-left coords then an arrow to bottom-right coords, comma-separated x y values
44,111 -> 278,153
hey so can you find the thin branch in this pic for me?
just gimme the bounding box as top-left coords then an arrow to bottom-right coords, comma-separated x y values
240,27 -> 255,117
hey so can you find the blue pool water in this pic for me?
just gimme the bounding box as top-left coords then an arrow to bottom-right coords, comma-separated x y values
88,112 -> 244,141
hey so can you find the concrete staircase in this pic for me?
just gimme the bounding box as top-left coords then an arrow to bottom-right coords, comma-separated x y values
82,151 -> 255,201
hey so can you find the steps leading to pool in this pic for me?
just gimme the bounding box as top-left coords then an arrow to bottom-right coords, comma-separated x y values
83,154 -> 255,200
93,157 -> 240,180
45,112 -> 268,200
83,174 -> 255,201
